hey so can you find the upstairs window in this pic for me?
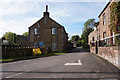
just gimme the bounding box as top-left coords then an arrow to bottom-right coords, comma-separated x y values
103,13 -> 106,25
103,32 -> 106,43
34,28 -> 37,35
103,32 -> 106,38
52,28 -> 57,35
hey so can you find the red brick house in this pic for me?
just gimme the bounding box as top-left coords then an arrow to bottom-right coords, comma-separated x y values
29,5 -> 72,52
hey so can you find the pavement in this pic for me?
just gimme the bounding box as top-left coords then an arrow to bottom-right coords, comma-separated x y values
1,47 -> 120,80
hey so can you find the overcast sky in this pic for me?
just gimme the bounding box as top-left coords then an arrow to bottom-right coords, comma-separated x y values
0,0 -> 109,39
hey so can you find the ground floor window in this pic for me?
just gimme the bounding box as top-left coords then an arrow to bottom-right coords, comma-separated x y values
34,42 -> 38,48
52,42 -> 57,51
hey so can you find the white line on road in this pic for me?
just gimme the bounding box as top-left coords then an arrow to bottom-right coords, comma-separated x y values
64,59 -> 82,66
5,72 -> 23,78
5,69 -> 31,78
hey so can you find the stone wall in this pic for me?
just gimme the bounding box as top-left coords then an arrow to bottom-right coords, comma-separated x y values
98,46 -> 120,68
90,47 -> 95,54
90,46 -> 120,68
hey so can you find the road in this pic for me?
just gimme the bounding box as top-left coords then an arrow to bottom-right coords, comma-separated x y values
1,48 -> 120,80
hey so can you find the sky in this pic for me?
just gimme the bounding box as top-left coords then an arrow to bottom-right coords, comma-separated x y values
0,0 -> 109,39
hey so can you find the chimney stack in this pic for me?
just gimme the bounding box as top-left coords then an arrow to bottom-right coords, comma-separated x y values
43,5 -> 49,17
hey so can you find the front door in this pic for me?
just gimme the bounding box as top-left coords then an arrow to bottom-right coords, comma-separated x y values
95,41 -> 98,54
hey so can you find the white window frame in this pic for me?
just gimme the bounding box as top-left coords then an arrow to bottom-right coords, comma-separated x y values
103,13 -> 106,25
52,28 -> 57,35
34,28 -> 37,35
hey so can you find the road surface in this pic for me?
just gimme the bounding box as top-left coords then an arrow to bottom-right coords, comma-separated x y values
1,48 -> 120,80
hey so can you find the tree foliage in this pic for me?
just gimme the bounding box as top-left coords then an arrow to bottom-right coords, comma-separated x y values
84,18 -> 98,29
71,35 -> 80,41
22,32 -> 28,36
3,32 -> 17,44
110,1 -> 120,33
80,19 -> 98,48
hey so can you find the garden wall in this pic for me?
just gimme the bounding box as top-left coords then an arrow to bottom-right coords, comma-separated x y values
90,47 -> 95,54
98,46 -> 120,69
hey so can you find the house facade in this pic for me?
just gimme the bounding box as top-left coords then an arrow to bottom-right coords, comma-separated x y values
29,5 -> 72,52
89,0 -> 118,47
88,0 -> 120,68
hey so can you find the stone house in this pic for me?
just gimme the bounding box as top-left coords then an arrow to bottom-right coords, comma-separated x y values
29,5 -> 72,52
88,0 -> 120,68
89,0 -> 118,47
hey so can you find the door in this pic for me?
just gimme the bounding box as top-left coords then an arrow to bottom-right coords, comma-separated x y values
95,41 -> 98,54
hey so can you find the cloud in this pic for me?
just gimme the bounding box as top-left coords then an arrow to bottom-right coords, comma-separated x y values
0,1 -> 108,38
0,17 -> 40,37
1,0 -> 110,2
0,1 -> 35,16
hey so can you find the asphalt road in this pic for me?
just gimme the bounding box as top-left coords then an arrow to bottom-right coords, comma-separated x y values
1,48 -> 120,80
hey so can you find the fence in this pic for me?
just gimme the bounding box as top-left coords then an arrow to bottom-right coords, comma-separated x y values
2,45 -> 33,59
2,45 -> 49,59
90,33 -> 120,47
100,33 -> 120,47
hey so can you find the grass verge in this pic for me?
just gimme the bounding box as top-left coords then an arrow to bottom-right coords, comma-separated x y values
0,52 -> 65,62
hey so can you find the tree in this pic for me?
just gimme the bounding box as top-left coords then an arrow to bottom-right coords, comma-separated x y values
84,18 -> 98,29
71,35 -> 80,41
80,18 -> 98,48
3,32 -> 17,44
22,32 -> 28,36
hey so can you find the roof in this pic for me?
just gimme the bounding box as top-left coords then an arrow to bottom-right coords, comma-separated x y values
28,12 -> 68,35
98,0 -> 112,17
17,35 -> 28,41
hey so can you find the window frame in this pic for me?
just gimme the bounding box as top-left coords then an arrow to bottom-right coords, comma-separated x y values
103,13 -> 106,25
34,28 -> 38,35
52,28 -> 57,35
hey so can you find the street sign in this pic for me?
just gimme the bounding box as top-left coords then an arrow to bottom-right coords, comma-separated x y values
39,42 -> 44,46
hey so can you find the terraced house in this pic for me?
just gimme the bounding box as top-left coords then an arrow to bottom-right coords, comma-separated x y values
89,0 -> 120,68
29,5 -> 72,52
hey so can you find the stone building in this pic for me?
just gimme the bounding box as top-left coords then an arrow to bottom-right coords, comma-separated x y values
89,0 -> 118,47
88,0 -> 120,68
29,5 -> 72,52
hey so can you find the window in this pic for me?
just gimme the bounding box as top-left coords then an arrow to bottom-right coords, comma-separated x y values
113,31 -> 115,45
103,32 -> 106,38
52,28 -> 57,34
52,42 -> 57,51
34,28 -> 37,35
103,32 -> 106,43
34,42 -> 38,48
103,13 -> 105,25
